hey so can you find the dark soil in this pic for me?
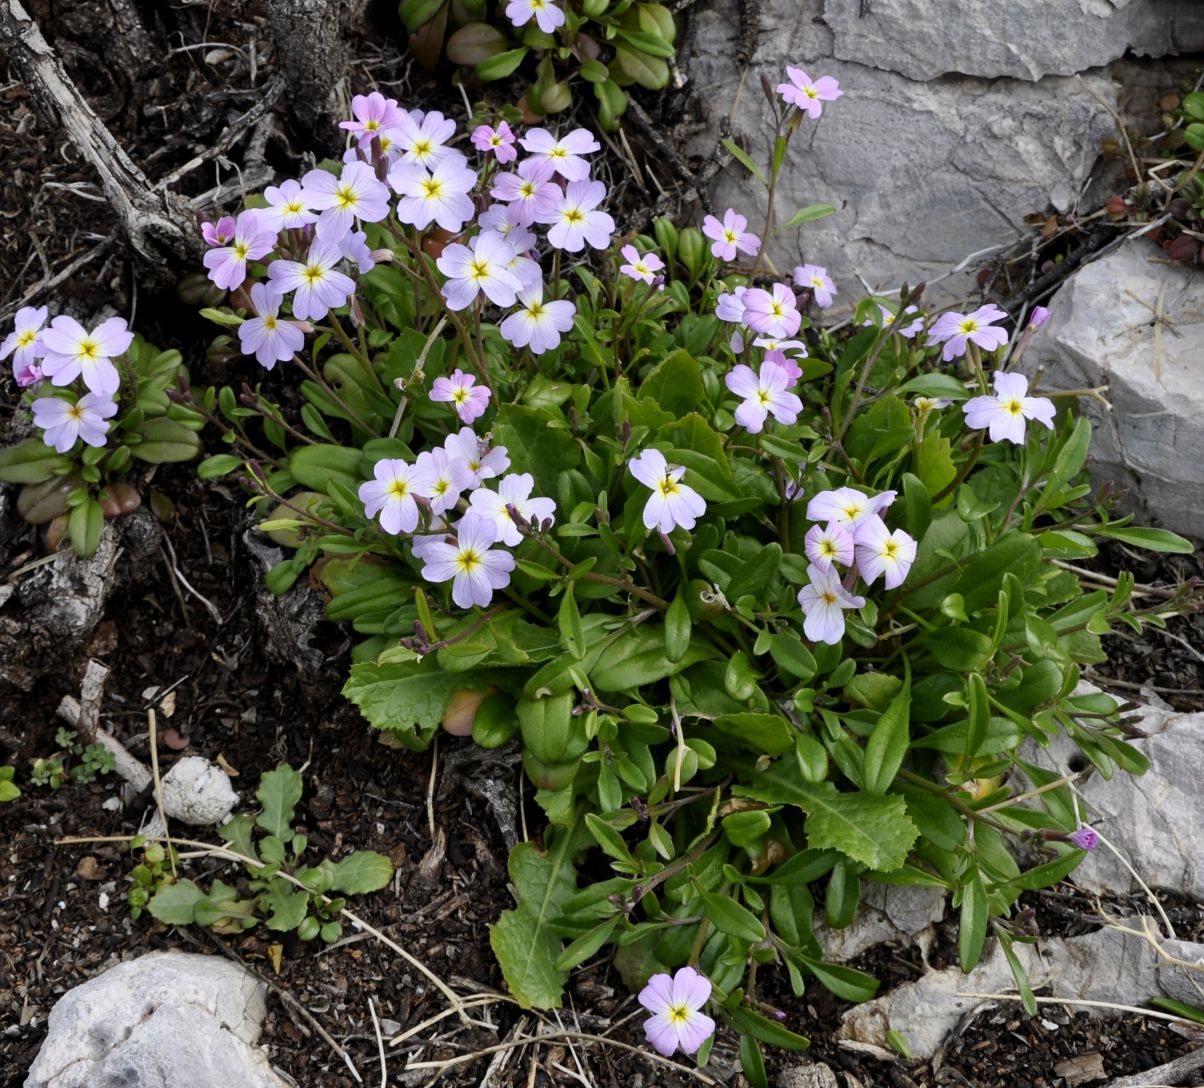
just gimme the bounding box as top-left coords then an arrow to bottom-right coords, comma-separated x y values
2,2 -> 1204,1087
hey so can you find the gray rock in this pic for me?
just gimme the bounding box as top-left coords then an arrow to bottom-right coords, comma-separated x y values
1020,696 -> 1204,899
823,0 -> 1204,82
25,952 -> 290,1088
816,881 -> 945,962
778,1062 -> 838,1088
1025,238 -> 1204,540
1156,938 -> 1204,1006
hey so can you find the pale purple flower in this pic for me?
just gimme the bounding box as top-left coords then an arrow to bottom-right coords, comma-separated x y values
477,202 -> 525,236
340,92 -> 405,148
471,121 -> 518,163
805,487 -> 896,535
395,110 -> 459,169
340,229 -> 377,275
40,315 -> 133,397
490,158 -> 561,226
238,283 -> 305,370
702,208 -> 761,262
725,362 -> 802,434
436,231 -> 523,311
756,336 -> 807,384
302,162 -> 391,243
261,179 -> 318,232
431,368 -> 490,424
913,396 -> 953,415
443,427 -> 510,487
468,472 -> 557,546
421,513 -> 516,609
1029,305 -> 1051,330
359,458 -> 435,535
2,305 -> 48,385
499,241 -> 543,296
32,392 -> 117,453
539,180 -> 615,252
854,515 -> 917,590
929,304 -> 1010,362
963,370 -> 1055,445
865,304 -> 924,339
505,0 -> 565,33
411,516 -> 454,563
793,263 -> 836,308
618,244 -> 666,285
638,967 -> 715,1058
267,239 -> 356,321
798,563 -> 865,645
804,520 -> 855,573
628,449 -> 706,534
776,68 -> 843,118
390,156 -> 478,232
741,284 -> 801,338
500,288 -> 576,355
201,209 -> 277,291
519,127 -> 600,182
200,216 -> 236,247
415,447 -> 476,516
1069,827 -> 1098,850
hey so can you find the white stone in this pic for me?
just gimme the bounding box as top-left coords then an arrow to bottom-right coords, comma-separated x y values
1156,938 -> 1204,1005
1025,238 -> 1204,540
778,1062 -> 838,1088
24,952 -> 290,1088
157,756 -> 240,826
816,881 -> 945,961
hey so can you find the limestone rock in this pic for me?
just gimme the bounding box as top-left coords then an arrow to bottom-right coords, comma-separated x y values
1025,238 -> 1204,540
24,952 -> 290,1088
778,1062 -> 838,1088
1156,938 -> 1204,1006
816,880 -> 945,962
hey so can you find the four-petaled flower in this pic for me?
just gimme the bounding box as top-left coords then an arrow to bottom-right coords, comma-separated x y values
436,231 -> 523,311
467,472 -> 556,546
638,967 -> 716,1058
519,127 -> 600,181
202,209 -> 277,291
539,180 -> 615,252
303,162 -> 392,242
929,304 -> 1010,362
963,370 -> 1055,445
793,263 -> 836,308
725,361 -> 802,433
40,315 -> 133,397
618,244 -> 665,285
776,68 -> 843,117
702,208 -> 761,262
238,283 -> 305,370
628,449 -> 706,534
471,121 -> 517,163
804,520 -> 855,573
741,284 -> 801,338
359,458 -> 435,535
430,368 -> 491,424
500,288 -> 576,355
2,305 -> 48,387
420,513 -> 516,608
854,515 -> 917,589
32,392 -> 117,454
798,563 -> 865,644
267,239 -> 356,321
505,0 -> 566,34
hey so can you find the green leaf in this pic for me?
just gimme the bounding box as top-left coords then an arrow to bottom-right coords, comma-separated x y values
1092,525 -> 1194,554
68,497 -> 103,557
493,404 -> 580,503
958,871 -> 988,972
585,812 -> 637,867
782,203 -> 836,228
1005,847 -> 1084,893
698,887 -> 765,942
0,438 -> 72,484
326,851 -> 394,894
256,765 -> 303,841
727,1006 -> 810,1051
130,417 -> 202,463
611,46 -> 669,89
490,818 -> 581,1008
590,626 -> 714,691
739,1034 -> 769,1088
664,589 -> 692,663
965,673 -> 989,758
638,350 -> 704,416
197,453 -> 243,480
289,444 -> 364,498
558,582 -> 586,660
261,877 -> 310,931
862,667 -> 910,795
218,813 -> 260,866
734,774 -> 918,872
1035,416 -> 1090,512
727,543 -> 782,599
721,137 -> 767,185
713,712 -> 794,757
476,47 -> 528,81
147,879 -> 207,925
614,28 -> 676,58
796,956 -> 880,1002
555,916 -> 621,971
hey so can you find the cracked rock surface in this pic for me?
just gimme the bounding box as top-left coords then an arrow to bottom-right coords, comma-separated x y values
24,952 -> 291,1088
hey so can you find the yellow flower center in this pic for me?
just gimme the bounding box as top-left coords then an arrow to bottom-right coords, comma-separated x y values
364,119 -> 380,130
520,181 -> 537,198
17,330 -> 36,347
303,264 -> 324,285
457,548 -> 481,573
549,147 -> 567,159
804,87 -> 818,99
724,229 -> 738,243
413,139 -> 432,157
490,135 -> 502,146
334,185 -> 359,210
757,391 -> 771,406
527,301 -> 545,318
67,405 -> 84,421
233,241 -> 250,259
811,277 -> 824,288
469,260 -> 490,282
422,178 -> 444,199
958,318 -> 979,334
433,479 -> 449,495
564,209 -> 584,225
821,540 -> 836,557
668,1004 -> 690,1024
769,302 -> 785,317
820,590 -> 838,605
883,540 -> 899,559
657,478 -> 679,498
843,505 -> 861,520
79,339 -> 98,360
263,315 -> 278,330
389,480 -> 409,499
453,387 -> 469,404
1004,398 -> 1024,415
286,200 -> 304,214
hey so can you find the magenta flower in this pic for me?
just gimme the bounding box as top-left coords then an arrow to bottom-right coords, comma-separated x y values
490,158 -> 561,227
302,162 -> 391,243
471,121 -> 518,163
395,110 -> 459,169
539,180 -> 615,252
201,209 -> 277,291
436,232 -> 523,311
854,515 -> 917,589
359,457 -> 436,535
628,449 -> 706,534
431,368 -> 490,424
200,216 -> 236,247
793,263 -> 836,308
443,427 -> 510,487
805,487 -> 896,534
2,305 -> 48,386
776,68 -> 843,118
702,208 -> 761,262
725,362 -> 802,434
638,967 -> 715,1058
963,370 -> 1055,445
929,304 -> 1010,362
415,447 -> 476,516
741,284 -> 801,338
420,513 -> 516,609
339,92 -> 405,148
1069,827 -> 1098,850
519,127 -> 600,182
261,179 -> 318,232
804,520 -> 855,573
32,392 -> 117,453
267,239 -> 356,321
500,288 -> 576,355
468,472 -> 557,546
238,283 -> 305,370
390,156 -> 478,232
40,315 -> 133,397
505,0 -> 565,34
618,244 -> 666,285
798,564 -> 865,645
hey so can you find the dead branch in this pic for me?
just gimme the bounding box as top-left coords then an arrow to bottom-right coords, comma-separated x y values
266,0 -> 347,142
1103,1045 -> 1204,1088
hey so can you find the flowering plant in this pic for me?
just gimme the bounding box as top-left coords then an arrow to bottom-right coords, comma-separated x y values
8,74 -> 1192,1081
